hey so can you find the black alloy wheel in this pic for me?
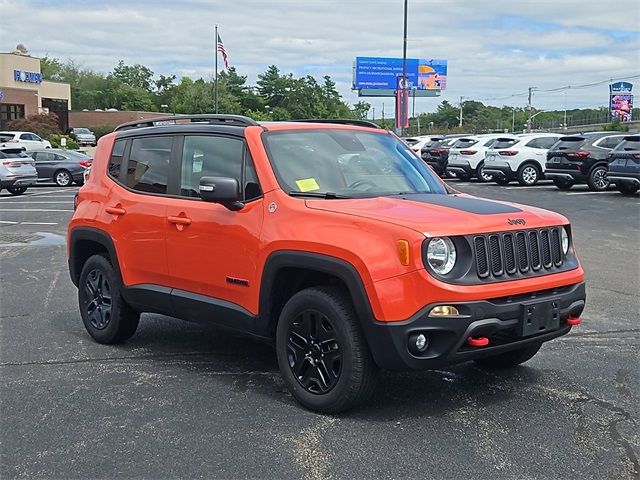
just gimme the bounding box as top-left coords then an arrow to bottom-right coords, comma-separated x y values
84,268 -> 112,330
587,166 -> 610,191
287,309 -> 342,394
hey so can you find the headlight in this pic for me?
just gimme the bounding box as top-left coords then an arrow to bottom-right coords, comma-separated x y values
426,237 -> 457,275
561,227 -> 569,254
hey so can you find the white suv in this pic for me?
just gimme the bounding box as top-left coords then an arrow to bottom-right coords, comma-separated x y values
484,134 -> 561,186
447,134 -> 517,182
0,131 -> 52,151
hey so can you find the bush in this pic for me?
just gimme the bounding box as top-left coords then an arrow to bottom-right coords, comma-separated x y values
602,118 -> 629,132
47,134 -> 79,150
5,113 -> 61,137
90,125 -> 116,140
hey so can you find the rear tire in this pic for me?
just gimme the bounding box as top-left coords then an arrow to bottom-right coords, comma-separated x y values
78,254 -> 140,344
587,166 -> 609,191
476,162 -> 492,182
474,343 -> 542,369
517,164 -> 541,186
54,169 -> 73,187
7,186 -> 27,195
456,172 -> 471,182
617,182 -> 639,195
553,178 -> 574,190
276,286 -> 378,413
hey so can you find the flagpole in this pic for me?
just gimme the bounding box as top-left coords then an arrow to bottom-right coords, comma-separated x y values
214,24 -> 218,114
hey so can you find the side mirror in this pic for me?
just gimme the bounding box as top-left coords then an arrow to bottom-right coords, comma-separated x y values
199,176 -> 243,210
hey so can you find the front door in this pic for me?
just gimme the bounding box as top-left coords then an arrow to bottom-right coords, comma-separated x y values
165,134 -> 264,314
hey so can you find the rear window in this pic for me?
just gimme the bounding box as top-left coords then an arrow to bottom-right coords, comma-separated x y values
553,137 -> 587,150
452,139 -> 478,148
614,137 -> 640,151
0,134 -> 14,142
492,138 -> 519,149
108,140 -> 126,179
423,138 -> 444,148
0,151 -> 29,158
482,139 -> 498,147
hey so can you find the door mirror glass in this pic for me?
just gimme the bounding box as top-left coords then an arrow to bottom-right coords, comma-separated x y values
199,176 -> 243,210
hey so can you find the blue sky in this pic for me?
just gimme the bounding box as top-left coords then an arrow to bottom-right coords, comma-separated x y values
2,0 -> 639,115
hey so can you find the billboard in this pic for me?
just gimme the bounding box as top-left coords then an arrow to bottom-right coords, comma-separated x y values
353,57 -> 447,91
609,82 -> 633,122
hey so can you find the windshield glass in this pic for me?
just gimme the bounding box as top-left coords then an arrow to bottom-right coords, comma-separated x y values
264,129 -> 448,197
75,128 -> 92,134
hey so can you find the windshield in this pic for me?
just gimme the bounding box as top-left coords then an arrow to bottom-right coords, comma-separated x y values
264,129 -> 448,197
75,128 -> 92,134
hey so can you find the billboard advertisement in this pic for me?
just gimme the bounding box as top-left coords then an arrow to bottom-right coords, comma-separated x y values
353,57 -> 447,91
609,82 -> 633,122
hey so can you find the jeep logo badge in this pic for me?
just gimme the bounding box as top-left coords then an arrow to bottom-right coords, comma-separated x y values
507,218 -> 526,226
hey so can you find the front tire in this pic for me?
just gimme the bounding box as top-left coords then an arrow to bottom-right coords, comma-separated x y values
587,166 -> 609,191
517,164 -> 541,186
54,169 -> 73,187
7,186 -> 27,195
78,255 -> 140,344
474,342 -> 542,369
276,286 -> 378,413
553,178 -> 574,190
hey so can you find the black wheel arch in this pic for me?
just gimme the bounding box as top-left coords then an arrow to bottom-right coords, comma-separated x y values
68,227 -> 122,287
258,251 -> 375,339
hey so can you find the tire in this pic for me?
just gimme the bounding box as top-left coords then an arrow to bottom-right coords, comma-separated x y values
495,178 -> 510,186
476,162 -> 492,182
517,163 -> 541,186
7,186 -> 27,195
276,286 -> 378,414
617,182 -> 639,195
474,342 -> 542,369
456,172 -> 471,181
553,178 -> 574,191
587,165 -> 609,191
78,254 -> 140,344
54,169 -> 73,187
75,179 -> 84,186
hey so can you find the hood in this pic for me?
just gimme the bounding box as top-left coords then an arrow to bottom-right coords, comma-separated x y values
305,194 -> 567,237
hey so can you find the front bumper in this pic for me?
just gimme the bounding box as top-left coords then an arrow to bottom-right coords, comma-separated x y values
364,282 -> 586,370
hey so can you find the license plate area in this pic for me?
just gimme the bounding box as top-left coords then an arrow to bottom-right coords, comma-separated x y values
519,300 -> 560,337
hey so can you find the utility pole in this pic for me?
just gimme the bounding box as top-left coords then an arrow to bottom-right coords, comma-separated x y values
382,103 -> 385,126
372,106 -> 375,122
214,24 -> 218,114
527,86 -> 535,133
459,96 -> 464,127
563,91 -> 568,130
399,0 -> 408,136
512,108 -> 515,132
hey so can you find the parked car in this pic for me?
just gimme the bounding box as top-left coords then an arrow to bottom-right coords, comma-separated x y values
484,133 -> 561,186
447,134 -> 518,182
67,127 -> 97,147
0,131 -> 52,151
420,134 -> 467,176
0,147 -> 38,195
545,133 -> 626,191
68,114 -> 585,413
30,148 -> 92,186
606,135 -> 639,195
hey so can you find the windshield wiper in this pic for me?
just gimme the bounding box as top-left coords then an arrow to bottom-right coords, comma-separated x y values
288,191 -> 352,199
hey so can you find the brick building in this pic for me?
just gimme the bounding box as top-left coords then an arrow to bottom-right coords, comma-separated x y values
0,50 -> 71,130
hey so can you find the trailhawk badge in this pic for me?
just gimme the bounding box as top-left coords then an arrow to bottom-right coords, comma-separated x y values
507,218 -> 526,226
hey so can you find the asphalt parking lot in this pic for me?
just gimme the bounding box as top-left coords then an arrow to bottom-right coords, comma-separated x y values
1,180 -> 638,479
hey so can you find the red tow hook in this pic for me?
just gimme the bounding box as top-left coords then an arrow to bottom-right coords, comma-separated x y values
566,316 -> 581,326
467,336 -> 489,347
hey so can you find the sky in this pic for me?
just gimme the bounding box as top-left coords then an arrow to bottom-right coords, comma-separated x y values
2,0 -> 639,116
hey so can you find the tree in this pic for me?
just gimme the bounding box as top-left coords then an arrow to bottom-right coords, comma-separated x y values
112,60 -> 155,92
352,101 -> 371,120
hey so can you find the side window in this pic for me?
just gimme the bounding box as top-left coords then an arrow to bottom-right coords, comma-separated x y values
54,154 -> 66,161
180,135 -> 244,198
32,134 -> 42,142
108,139 -> 126,179
540,137 -> 559,149
525,138 -> 541,149
125,136 -> 172,194
597,136 -> 623,149
244,149 -> 262,201
20,133 -> 32,140
483,139 -> 496,147
35,152 -> 54,162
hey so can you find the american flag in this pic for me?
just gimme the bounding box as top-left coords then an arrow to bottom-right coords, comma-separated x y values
217,33 -> 229,70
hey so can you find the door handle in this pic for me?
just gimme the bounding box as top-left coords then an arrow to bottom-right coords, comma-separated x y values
168,215 -> 192,229
105,206 -> 126,216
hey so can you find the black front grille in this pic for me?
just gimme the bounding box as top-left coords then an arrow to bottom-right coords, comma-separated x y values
472,227 -> 564,280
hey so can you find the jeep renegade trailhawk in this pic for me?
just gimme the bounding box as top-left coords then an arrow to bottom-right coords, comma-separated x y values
68,115 -> 586,413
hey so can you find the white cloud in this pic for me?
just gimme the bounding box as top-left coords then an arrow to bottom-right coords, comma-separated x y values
1,0 -> 638,114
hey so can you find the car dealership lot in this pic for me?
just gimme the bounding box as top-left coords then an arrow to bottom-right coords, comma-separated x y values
1,182 -> 638,479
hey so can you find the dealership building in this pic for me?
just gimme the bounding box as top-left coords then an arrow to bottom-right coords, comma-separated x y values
0,50 -> 71,131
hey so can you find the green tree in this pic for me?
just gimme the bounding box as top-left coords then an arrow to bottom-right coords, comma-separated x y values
352,101 -> 371,120
112,60 -> 155,92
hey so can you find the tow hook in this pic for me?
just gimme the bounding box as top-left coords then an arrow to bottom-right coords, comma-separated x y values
467,336 -> 489,347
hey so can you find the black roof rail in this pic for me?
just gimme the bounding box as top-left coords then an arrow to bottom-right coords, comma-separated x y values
114,114 -> 260,132
290,119 -> 381,129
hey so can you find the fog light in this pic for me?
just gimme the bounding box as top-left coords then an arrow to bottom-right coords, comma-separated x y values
408,332 -> 430,354
429,305 -> 460,317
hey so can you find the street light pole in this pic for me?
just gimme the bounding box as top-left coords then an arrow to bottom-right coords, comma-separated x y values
459,96 -> 464,128
400,0 -> 408,136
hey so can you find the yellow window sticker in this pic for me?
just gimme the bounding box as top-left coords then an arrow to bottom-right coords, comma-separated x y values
295,178 -> 320,192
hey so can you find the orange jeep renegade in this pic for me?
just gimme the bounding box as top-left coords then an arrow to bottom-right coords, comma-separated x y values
68,115 -> 585,413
